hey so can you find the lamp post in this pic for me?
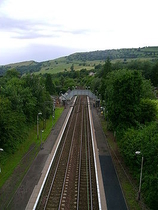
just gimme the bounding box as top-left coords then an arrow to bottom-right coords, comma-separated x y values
43,100 -> 55,129
37,112 -> 42,139
40,130 -> 44,149
0,148 -> 4,173
53,103 -> 55,120
135,151 -> 144,201
52,102 -> 55,127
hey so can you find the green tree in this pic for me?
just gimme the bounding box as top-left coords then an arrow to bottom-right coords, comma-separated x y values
0,71 -> 52,153
120,122 -> 158,209
150,62 -> 158,86
60,75 -> 65,87
103,57 -> 111,78
70,64 -> 74,71
45,74 -> 55,95
5,69 -> 20,78
139,99 -> 157,123
105,69 -> 143,130
99,58 -> 112,100
0,97 -> 26,153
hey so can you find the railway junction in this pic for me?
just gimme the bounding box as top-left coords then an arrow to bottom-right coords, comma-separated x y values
5,91 -> 128,210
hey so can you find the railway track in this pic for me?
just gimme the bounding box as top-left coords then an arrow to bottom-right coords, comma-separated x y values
36,96 -> 99,210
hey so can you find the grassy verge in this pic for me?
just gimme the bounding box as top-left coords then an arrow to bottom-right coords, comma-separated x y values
0,107 -> 64,188
100,116 -> 146,210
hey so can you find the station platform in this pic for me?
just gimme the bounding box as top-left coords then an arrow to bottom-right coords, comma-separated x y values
7,102 -> 72,210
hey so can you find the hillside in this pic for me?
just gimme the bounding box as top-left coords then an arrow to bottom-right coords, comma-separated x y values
67,46 -> 158,61
0,46 -> 158,76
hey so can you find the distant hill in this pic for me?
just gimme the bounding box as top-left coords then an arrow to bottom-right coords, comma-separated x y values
0,46 -> 158,76
66,46 -> 158,61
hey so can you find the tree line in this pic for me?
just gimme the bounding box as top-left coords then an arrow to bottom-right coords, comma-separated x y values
91,58 -> 158,209
0,70 -> 52,153
66,46 -> 158,61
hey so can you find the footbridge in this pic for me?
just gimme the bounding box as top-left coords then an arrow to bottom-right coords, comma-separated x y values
61,89 -> 97,101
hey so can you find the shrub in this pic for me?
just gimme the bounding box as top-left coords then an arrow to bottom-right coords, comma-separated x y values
139,99 -> 157,123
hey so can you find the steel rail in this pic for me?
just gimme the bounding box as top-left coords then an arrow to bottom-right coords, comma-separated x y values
58,96 -> 81,209
35,96 -> 100,210
31,96 -> 77,210
86,101 -> 93,209
43,97 -> 79,209
84,105 -> 90,209
87,96 -> 102,210
77,96 -> 92,209
76,101 -> 84,209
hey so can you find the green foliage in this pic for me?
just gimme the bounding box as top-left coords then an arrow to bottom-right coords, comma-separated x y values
66,46 -> 158,61
70,63 -> 74,71
139,99 -> 157,123
1,46 -> 158,77
98,58 -> 112,100
141,79 -> 156,99
150,62 -> 158,86
101,65 -> 157,209
103,57 -> 112,78
5,69 -> 20,78
64,78 -> 76,89
0,97 -> 26,153
0,70 -> 52,154
45,73 -> 55,95
0,107 -> 63,188
0,61 -> 41,76
119,122 -> 158,209
90,77 -> 101,93
105,69 -> 143,129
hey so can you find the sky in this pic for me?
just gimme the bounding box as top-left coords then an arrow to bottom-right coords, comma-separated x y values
0,0 -> 158,65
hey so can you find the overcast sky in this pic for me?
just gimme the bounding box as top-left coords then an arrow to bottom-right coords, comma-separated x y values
0,0 -> 158,65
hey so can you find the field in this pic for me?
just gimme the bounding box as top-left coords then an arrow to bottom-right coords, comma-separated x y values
37,58 -> 104,74
0,46 -> 158,76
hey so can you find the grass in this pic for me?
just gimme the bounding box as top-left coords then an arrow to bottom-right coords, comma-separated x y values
4,46 -> 158,76
0,107 -> 64,188
6,60 -> 36,67
100,116 -> 145,210
36,58 -> 104,75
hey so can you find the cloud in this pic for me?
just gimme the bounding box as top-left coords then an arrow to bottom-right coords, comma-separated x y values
0,15 -> 90,41
26,44 -> 79,61
0,0 -> 158,65
0,44 -> 79,65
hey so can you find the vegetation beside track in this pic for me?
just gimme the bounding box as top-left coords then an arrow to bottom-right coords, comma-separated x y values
0,107 -> 63,188
100,116 -> 149,210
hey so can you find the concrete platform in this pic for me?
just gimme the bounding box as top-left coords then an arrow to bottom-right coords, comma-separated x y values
7,102 -> 73,210
91,106 -> 128,210
26,96 -> 107,209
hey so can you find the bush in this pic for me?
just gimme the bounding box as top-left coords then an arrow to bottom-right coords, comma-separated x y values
119,122 -> 158,209
105,69 -> 143,130
139,99 -> 157,123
